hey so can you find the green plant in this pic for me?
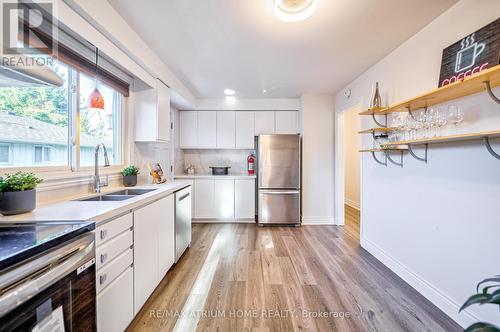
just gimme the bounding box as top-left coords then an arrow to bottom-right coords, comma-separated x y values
122,165 -> 140,177
460,275 -> 500,332
0,172 -> 43,192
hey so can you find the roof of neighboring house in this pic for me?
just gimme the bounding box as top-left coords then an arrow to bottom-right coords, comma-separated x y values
0,111 -> 113,147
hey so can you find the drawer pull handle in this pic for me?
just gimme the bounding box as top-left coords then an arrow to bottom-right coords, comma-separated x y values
100,274 -> 107,285
100,229 -> 108,240
100,253 -> 108,264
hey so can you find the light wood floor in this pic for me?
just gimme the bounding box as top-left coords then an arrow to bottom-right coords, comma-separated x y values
344,204 -> 360,241
128,223 -> 460,332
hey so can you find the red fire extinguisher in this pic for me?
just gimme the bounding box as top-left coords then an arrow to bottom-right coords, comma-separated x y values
247,154 -> 255,175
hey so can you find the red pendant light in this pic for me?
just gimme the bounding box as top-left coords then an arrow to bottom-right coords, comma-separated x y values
88,48 -> 105,110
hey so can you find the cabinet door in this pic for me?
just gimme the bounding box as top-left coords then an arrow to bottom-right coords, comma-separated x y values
194,179 -> 215,218
133,201 -> 160,313
254,112 -> 275,135
235,112 -> 255,149
97,267 -> 134,332
180,111 -> 198,148
235,179 -> 255,219
214,179 -> 235,219
158,195 -> 175,279
275,111 -> 298,134
217,111 -> 235,148
198,111 -> 217,148
157,80 -> 171,142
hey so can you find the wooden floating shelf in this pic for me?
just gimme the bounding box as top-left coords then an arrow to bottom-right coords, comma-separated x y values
359,65 -> 500,115
358,127 -> 395,134
382,130 -> 500,147
359,147 -> 408,153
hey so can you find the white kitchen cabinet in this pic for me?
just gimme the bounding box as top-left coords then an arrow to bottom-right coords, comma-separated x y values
235,178 -> 255,219
198,111 -> 217,148
214,179 -> 235,219
235,111 -> 255,149
254,111 -> 275,135
275,111 -> 299,134
135,79 -> 171,143
217,111 -> 236,148
158,195 -> 175,279
180,111 -> 198,148
133,201 -> 159,313
97,266 -> 134,332
194,179 -> 215,218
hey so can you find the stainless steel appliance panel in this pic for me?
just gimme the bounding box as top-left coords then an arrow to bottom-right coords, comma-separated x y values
258,135 -> 300,189
175,186 -> 192,262
258,190 -> 300,225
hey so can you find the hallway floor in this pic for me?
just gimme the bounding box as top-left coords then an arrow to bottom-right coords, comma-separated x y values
128,223 -> 460,332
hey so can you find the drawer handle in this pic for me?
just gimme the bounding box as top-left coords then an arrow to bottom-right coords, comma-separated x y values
100,274 -> 107,285
100,229 -> 108,240
100,253 -> 108,264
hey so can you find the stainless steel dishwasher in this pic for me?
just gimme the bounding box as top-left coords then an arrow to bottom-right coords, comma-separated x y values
175,186 -> 192,262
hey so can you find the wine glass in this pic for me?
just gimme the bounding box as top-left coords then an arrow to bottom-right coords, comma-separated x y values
435,108 -> 447,137
447,105 -> 464,126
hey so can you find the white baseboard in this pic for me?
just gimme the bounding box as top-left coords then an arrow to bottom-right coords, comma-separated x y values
301,216 -> 336,225
345,199 -> 360,210
361,237 -> 477,328
193,219 -> 255,224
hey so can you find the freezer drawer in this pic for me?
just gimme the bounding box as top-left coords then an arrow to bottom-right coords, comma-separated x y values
258,190 -> 300,225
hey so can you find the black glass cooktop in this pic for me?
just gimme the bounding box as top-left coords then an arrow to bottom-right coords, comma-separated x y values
0,221 -> 95,271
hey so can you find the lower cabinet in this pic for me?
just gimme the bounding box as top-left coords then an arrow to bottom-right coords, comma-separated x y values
193,178 -> 255,220
97,267 -> 134,332
133,195 -> 175,314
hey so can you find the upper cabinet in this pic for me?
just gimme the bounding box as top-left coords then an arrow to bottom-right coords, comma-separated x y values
179,110 -> 298,149
275,111 -> 299,134
198,111 -> 217,148
217,111 -> 236,148
254,111 -> 275,135
135,79 -> 171,143
235,111 -> 255,149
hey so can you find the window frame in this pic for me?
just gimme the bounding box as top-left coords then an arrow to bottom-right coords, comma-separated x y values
33,145 -> 54,164
0,65 -> 127,175
0,143 -> 12,165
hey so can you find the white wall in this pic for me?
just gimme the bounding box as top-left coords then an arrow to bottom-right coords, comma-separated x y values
335,0 -> 500,327
301,94 -> 335,225
342,108 -> 361,209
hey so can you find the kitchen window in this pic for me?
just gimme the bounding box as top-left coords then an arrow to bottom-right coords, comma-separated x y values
0,60 -> 125,170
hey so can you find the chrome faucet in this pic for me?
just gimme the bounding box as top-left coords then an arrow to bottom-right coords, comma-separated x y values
94,143 -> 110,193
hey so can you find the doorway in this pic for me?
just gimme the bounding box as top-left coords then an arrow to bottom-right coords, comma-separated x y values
335,105 -> 361,241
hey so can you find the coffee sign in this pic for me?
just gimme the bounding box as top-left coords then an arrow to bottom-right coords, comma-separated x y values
438,18 -> 500,87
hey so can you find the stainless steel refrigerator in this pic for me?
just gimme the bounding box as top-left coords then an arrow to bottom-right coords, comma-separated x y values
257,134 -> 301,226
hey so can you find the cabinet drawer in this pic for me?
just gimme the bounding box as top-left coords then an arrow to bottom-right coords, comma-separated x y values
96,213 -> 133,247
96,229 -> 133,271
97,267 -> 134,332
96,248 -> 133,294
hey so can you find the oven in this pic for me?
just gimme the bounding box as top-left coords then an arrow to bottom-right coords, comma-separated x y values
0,232 -> 96,331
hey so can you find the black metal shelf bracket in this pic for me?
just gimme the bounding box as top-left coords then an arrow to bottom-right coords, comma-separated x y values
483,81 -> 500,104
484,137 -> 500,161
385,150 -> 404,168
371,151 -> 387,166
371,113 -> 387,128
408,144 -> 428,163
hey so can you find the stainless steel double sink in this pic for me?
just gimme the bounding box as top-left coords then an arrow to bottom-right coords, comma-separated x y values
76,189 -> 157,202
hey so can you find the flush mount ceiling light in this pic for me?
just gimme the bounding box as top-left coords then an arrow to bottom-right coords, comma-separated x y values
224,88 -> 235,96
274,0 -> 316,22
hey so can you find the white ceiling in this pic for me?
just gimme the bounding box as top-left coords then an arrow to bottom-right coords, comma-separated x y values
108,0 -> 457,99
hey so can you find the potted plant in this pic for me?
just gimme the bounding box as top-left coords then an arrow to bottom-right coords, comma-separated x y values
0,172 -> 43,216
122,165 -> 140,187
460,275 -> 500,331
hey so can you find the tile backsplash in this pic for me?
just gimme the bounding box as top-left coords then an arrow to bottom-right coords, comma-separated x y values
178,149 -> 254,175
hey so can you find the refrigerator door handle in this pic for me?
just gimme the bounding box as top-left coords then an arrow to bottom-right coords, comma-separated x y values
260,190 -> 299,195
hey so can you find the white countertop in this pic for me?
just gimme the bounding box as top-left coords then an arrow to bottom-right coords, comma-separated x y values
174,174 -> 256,179
0,180 -> 191,225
